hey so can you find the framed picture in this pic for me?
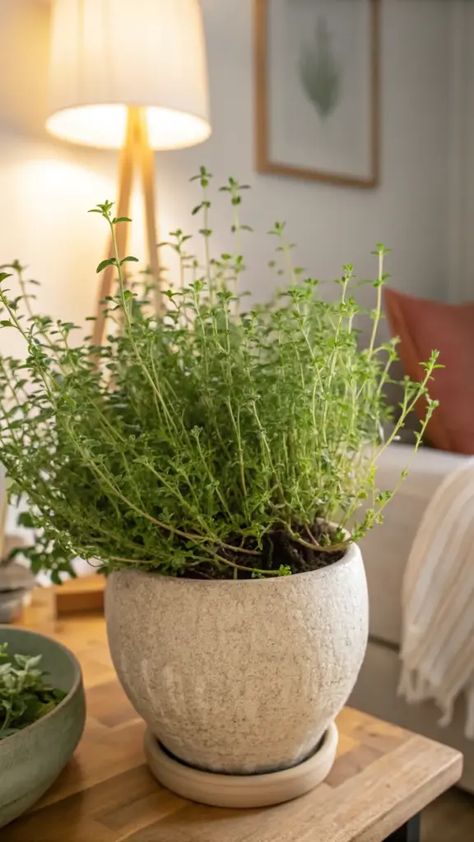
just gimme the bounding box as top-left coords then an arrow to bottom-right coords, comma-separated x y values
255,0 -> 380,188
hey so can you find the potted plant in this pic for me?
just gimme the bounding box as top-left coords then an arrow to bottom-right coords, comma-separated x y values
0,628 -> 85,828
0,171 -> 438,808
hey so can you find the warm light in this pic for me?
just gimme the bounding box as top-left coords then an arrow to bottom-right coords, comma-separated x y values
46,105 -> 210,151
46,0 -> 211,150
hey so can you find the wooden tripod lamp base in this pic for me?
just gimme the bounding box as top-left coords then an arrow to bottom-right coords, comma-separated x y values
92,106 -> 163,347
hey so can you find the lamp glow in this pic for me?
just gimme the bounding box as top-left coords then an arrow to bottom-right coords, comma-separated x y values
46,0 -> 211,150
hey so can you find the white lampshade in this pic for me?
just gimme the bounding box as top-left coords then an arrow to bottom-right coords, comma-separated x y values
46,0 -> 211,150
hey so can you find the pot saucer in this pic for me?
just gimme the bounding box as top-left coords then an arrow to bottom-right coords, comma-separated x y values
144,720 -> 338,809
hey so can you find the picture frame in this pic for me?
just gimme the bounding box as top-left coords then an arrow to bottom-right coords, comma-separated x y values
254,0 -> 380,188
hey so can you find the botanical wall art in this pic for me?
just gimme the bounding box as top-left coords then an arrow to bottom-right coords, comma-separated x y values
255,0 -> 380,187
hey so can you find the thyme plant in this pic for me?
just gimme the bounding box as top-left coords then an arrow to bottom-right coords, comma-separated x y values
0,170 -> 438,580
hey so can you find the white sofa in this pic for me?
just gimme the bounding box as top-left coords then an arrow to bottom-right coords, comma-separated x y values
350,443 -> 473,792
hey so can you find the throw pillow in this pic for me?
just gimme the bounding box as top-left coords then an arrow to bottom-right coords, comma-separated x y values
384,288 -> 474,454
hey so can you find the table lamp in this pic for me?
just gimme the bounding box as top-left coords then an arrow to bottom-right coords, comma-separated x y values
46,0 -> 211,344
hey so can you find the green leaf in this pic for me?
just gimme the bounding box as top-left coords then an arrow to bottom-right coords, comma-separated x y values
112,217 -> 132,224
120,256 -> 139,266
17,511 -> 35,528
96,258 -> 117,274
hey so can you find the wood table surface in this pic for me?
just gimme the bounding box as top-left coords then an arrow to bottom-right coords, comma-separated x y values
6,589 -> 463,842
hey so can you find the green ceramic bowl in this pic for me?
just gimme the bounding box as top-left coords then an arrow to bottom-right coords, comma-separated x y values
0,626 -> 86,829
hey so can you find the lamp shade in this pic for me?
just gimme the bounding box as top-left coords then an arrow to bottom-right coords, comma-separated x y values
46,0 -> 211,150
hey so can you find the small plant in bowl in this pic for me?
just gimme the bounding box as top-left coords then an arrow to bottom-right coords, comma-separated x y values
0,643 -> 66,740
0,628 -> 85,828
0,170 -> 438,807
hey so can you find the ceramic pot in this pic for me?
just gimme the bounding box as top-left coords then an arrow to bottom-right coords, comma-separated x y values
0,626 -> 85,829
105,543 -> 368,775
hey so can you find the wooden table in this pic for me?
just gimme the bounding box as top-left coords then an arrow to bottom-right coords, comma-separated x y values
7,590 -> 462,842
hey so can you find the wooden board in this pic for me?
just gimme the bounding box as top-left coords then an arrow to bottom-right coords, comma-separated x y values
7,592 -> 463,842
54,573 -> 105,616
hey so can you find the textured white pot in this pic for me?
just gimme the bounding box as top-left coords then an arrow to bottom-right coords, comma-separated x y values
105,543 -> 368,775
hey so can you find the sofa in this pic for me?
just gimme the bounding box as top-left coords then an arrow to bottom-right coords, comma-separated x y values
350,442 -> 473,792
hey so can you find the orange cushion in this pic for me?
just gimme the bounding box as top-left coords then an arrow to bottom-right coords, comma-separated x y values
384,288 -> 474,454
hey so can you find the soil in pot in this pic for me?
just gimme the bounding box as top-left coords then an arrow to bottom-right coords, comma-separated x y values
180,519 -> 345,580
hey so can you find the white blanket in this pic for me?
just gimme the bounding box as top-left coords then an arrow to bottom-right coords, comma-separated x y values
398,458 -> 474,738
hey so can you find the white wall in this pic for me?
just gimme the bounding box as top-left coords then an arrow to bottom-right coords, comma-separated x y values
0,0 -> 457,350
